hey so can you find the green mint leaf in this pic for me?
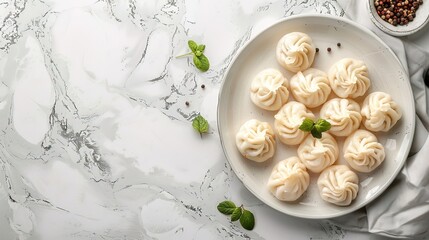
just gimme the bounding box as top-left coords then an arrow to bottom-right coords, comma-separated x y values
199,54 -> 210,71
193,55 -> 201,69
178,40 -> 210,71
217,201 -> 236,215
197,44 -> 205,52
188,40 -> 198,52
192,115 -> 209,136
240,209 -> 255,230
311,127 -> 322,139
315,119 -> 331,133
193,54 -> 210,72
231,207 -> 242,221
299,118 -> 314,132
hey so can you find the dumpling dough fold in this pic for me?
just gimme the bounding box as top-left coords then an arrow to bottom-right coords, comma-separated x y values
290,68 -> 331,108
344,129 -> 385,172
361,92 -> 402,132
317,165 -> 359,206
298,133 -> 338,173
274,101 -> 315,145
267,156 -> 310,201
250,68 -> 289,111
328,58 -> 370,98
276,32 -> 316,73
320,98 -> 362,137
236,119 -> 276,162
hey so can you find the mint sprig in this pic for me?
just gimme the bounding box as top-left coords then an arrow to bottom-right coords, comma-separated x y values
192,115 -> 209,137
176,40 -> 210,72
217,200 -> 255,230
299,118 -> 331,139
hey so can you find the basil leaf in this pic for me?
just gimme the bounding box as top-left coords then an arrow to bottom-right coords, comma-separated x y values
315,119 -> 331,133
178,40 -> 211,71
197,44 -> 205,52
239,210 -> 255,230
231,207 -> 242,221
299,118 -> 314,132
193,55 -> 201,69
193,54 -> 210,72
217,201 -> 236,215
192,115 -> 209,136
199,54 -> 210,71
188,40 -> 198,53
311,127 -> 322,139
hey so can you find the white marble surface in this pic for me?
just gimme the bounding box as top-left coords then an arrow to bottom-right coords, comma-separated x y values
0,0 -> 416,239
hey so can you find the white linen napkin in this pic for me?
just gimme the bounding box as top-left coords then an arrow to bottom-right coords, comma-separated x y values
332,0 -> 429,239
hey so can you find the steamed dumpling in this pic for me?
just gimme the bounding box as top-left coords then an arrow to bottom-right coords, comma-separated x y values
320,98 -> 362,137
290,68 -> 331,108
250,68 -> 290,111
361,92 -> 402,132
328,58 -> 371,98
276,32 -> 316,73
274,101 -> 315,145
297,133 -> 338,173
344,130 -> 385,172
317,165 -> 359,206
235,119 -> 276,162
267,156 -> 310,201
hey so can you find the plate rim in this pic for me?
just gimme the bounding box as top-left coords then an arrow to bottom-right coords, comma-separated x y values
217,13 -> 416,219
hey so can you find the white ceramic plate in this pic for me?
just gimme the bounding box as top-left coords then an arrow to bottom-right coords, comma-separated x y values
367,0 -> 429,36
217,14 -> 415,219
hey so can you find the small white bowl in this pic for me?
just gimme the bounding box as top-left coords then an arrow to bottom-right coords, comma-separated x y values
368,0 -> 429,36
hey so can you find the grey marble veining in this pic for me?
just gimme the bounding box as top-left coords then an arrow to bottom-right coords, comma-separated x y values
0,1 -> 392,239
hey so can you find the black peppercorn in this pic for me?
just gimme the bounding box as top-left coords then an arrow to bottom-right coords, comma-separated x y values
327,47 -> 331,52
201,84 -> 205,89
316,48 -> 319,53
185,101 -> 189,106
337,43 -> 341,47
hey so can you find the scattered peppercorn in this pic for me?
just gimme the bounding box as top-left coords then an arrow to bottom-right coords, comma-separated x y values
337,42 -> 341,47
375,0 -> 423,26
185,101 -> 189,106
316,48 -> 319,53
201,84 -> 205,89
327,47 -> 331,52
